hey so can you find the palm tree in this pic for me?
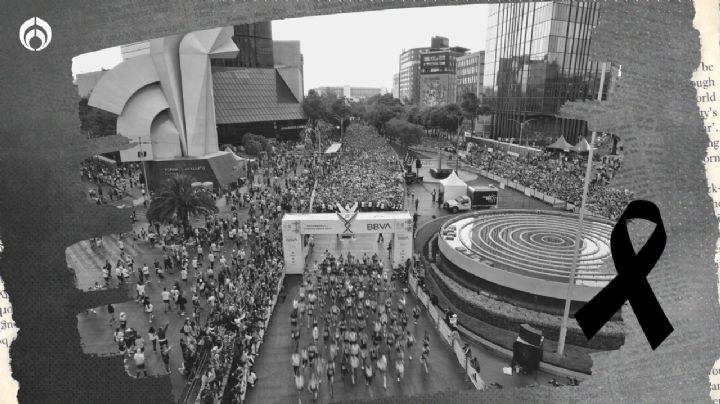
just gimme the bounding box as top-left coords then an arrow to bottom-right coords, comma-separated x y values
146,174 -> 218,239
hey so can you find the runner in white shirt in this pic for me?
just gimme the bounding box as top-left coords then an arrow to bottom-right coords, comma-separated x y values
134,348 -> 147,378
161,288 -> 172,312
136,282 -> 146,302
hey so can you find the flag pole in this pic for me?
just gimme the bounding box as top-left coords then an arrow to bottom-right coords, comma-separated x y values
557,61 -> 607,356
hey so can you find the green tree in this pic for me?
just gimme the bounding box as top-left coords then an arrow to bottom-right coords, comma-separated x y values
426,107 -> 445,136
403,105 -> 423,126
330,97 -> 352,134
442,103 -> 463,138
241,133 -> 272,157
460,93 -> 481,133
79,97 -> 118,138
386,118 -> 423,148
349,101 -> 367,120
371,95 -> 404,135
398,124 -> 424,148
146,174 -> 218,238
302,90 -> 326,129
331,98 -> 352,120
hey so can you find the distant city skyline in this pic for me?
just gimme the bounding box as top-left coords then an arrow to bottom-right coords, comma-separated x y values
72,4 -> 489,94
272,5 -> 488,93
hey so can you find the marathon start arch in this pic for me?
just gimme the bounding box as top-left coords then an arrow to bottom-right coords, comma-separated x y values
281,210 -> 414,274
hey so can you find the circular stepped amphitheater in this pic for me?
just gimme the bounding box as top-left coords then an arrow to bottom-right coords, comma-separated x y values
438,209 -> 616,302
424,211 -> 625,352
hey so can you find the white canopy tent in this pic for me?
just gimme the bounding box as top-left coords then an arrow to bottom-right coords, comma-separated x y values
571,137 -> 594,153
547,135 -> 573,152
440,171 -> 468,201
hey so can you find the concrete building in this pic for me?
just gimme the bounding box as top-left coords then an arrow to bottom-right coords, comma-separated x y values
209,25 -> 306,141
210,22 -> 275,70
120,41 -> 150,60
273,40 -> 305,103
392,73 -> 400,99
314,86 -> 384,102
88,26 -> 246,190
418,37 -> 469,107
398,47 -> 430,105
455,51 -> 485,103
82,24 -> 307,190
483,1 -> 617,145
213,68 -> 306,143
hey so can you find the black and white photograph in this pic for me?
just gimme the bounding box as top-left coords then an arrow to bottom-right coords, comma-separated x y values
1,1 -> 719,404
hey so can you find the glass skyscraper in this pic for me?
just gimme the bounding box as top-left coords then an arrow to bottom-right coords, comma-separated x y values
483,1 -> 614,145
211,22 -> 275,70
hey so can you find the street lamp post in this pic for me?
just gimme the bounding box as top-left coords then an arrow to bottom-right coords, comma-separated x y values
507,118 -> 536,146
456,115 -> 462,144
331,113 -> 346,143
557,61 -> 607,356
136,137 -> 155,200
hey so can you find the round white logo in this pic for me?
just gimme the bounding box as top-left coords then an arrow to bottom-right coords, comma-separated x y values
19,17 -> 52,51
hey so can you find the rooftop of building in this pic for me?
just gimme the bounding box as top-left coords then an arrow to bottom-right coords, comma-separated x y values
457,50 -> 486,59
213,68 -> 305,125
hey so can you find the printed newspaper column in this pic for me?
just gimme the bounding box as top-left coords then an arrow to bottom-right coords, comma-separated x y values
0,269 -> 19,401
694,0 -> 720,399
711,359 -> 720,404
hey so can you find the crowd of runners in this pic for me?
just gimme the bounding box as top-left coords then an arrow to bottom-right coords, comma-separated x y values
288,252 -> 429,404
95,138 -> 321,404
83,121 -> 463,403
313,124 -> 405,212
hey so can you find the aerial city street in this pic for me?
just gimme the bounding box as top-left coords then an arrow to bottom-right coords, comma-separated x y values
68,2 -> 629,403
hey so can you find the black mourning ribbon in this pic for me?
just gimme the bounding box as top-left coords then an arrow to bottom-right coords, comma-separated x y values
575,200 -> 673,350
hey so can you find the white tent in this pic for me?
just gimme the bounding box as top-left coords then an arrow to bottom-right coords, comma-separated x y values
547,135 -> 573,152
439,171 -> 468,201
571,137 -> 594,153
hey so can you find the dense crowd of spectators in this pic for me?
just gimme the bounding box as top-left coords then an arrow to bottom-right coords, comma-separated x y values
313,124 -> 405,212
80,158 -> 145,204
105,139 -> 315,404
466,148 -> 633,220
417,136 -> 458,151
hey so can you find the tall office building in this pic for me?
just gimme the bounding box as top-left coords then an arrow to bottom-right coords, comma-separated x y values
392,73 -> 400,99
211,22 -> 275,69
456,51 -> 485,103
398,47 -> 430,105
418,37 -> 469,107
483,1 -> 615,144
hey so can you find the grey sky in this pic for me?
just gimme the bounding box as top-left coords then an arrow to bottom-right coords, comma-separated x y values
272,5 -> 489,92
72,4 -> 489,93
